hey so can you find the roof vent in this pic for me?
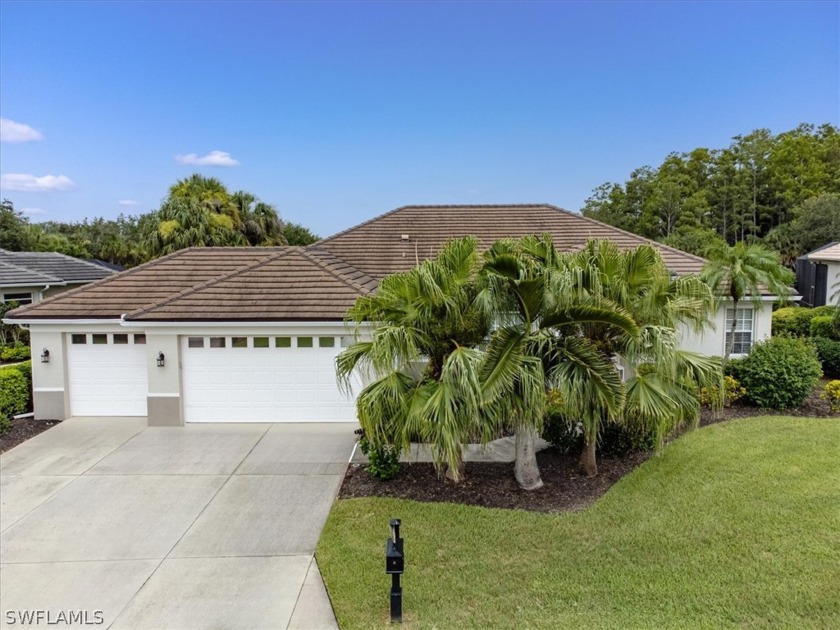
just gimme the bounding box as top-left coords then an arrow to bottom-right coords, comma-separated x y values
400,234 -> 410,241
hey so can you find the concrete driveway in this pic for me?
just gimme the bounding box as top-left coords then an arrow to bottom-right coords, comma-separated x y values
0,417 -> 357,629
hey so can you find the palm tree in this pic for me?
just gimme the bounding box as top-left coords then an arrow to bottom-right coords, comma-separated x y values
231,191 -> 286,246
563,240 -> 720,476
478,236 -> 639,489
336,237 -> 490,482
701,241 -> 794,364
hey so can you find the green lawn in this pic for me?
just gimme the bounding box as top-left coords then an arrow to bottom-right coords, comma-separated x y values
317,417 -> 840,629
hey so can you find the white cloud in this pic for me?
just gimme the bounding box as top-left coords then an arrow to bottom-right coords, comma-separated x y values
175,150 -> 240,167
0,173 -> 75,192
118,199 -> 140,206
20,207 -> 47,216
0,118 -> 44,143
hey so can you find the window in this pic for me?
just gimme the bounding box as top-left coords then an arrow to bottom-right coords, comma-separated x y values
275,336 -> 292,348
232,337 -> 248,348
71,334 -> 86,344
319,336 -> 336,348
2,292 -> 33,305
297,336 -> 313,348
210,337 -> 226,348
188,337 -> 205,348
113,334 -> 129,344
725,308 -> 754,355
92,334 -> 108,345
253,337 -> 269,348
134,334 -> 146,344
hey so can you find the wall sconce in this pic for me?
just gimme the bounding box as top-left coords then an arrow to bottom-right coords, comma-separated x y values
40,348 -> 50,363
157,351 -> 165,367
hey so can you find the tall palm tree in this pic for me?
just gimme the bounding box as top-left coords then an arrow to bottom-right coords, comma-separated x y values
336,237 -> 490,482
563,240 -> 720,476
231,191 -> 286,246
701,241 -> 794,364
478,236 -> 639,489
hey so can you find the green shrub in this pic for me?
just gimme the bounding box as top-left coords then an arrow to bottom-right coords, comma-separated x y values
737,337 -> 822,409
810,315 -> 840,340
820,380 -> 840,413
772,306 -> 836,337
723,357 -> 744,381
0,368 -> 29,432
598,422 -> 657,457
355,429 -> 401,480
542,390 -> 656,457
698,375 -> 746,408
812,337 -> 840,378
0,343 -> 30,362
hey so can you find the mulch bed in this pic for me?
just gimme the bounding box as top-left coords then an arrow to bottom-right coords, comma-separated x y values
341,384 -> 839,514
0,418 -> 61,454
340,449 -> 650,514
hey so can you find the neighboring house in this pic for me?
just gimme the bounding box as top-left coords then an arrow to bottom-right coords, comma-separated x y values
4,204 -> 778,425
796,242 -> 840,307
0,248 -> 116,305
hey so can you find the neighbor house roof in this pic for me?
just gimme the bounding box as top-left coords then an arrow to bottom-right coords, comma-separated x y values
315,204 -> 707,278
6,204 -> 709,321
0,260 -> 63,288
0,249 -> 116,286
805,242 -> 840,263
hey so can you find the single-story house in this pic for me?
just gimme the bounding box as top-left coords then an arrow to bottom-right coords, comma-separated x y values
5,204 -> 775,425
0,248 -> 116,305
795,242 -> 840,307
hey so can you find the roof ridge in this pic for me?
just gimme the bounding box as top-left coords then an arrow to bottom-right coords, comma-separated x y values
0,259 -> 65,285
541,203 -> 709,265
302,248 -> 376,294
312,204 -> 412,246
124,248 -> 292,320
6,248 -> 196,318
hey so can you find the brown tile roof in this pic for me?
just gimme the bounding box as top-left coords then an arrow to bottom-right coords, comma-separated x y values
315,204 -> 707,279
6,248 -> 279,319
126,248 -> 377,321
6,204 -> 708,321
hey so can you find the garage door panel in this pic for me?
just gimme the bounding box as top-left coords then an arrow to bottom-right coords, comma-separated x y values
68,336 -> 148,417
181,336 -> 358,423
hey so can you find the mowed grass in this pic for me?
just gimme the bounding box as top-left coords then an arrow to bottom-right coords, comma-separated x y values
317,417 -> 840,629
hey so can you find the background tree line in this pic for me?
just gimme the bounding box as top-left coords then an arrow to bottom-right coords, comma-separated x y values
582,123 -> 840,265
0,174 -> 319,268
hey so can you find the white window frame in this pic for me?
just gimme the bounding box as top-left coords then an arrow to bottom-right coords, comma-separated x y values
725,307 -> 754,356
1,291 -> 33,305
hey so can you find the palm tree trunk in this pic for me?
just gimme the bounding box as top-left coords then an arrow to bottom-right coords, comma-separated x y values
724,297 -> 739,365
579,438 -> 598,477
445,460 -> 465,483
514,426 -> 544,490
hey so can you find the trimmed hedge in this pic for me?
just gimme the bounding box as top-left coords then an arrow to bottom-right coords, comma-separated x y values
0,343 -> 30,362
772,305 -> 835,337
542,401 -> 656,457
737,337 -> 822,409
810,315 -> 840,340
0,368 -> 29,432
813,337 -> 840,378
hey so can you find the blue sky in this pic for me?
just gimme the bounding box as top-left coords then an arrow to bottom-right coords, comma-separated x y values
1,1 -> 837,237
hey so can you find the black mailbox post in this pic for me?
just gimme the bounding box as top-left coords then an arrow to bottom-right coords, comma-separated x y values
385,518 -> 404,623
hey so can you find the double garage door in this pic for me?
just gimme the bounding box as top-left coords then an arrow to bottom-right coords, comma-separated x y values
181,334 -> 359,423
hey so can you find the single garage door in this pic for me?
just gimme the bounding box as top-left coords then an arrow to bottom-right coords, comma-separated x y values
181,334 -> 359,423
68,332 -> 149,416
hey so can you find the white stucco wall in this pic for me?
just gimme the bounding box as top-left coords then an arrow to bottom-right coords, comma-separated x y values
825,261 -> 840,307
678,301 -> 773,358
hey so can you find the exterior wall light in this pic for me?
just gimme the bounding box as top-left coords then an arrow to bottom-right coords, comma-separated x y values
40,348 -> 50,363
157,351 -> 165,367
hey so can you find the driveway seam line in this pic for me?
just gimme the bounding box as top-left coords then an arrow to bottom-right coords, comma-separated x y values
108,424 -> 272,627
286,556 -> 316,630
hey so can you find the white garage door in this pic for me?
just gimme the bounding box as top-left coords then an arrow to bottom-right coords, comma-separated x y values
181,334 -> 359,423
68,332 -> 149,416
